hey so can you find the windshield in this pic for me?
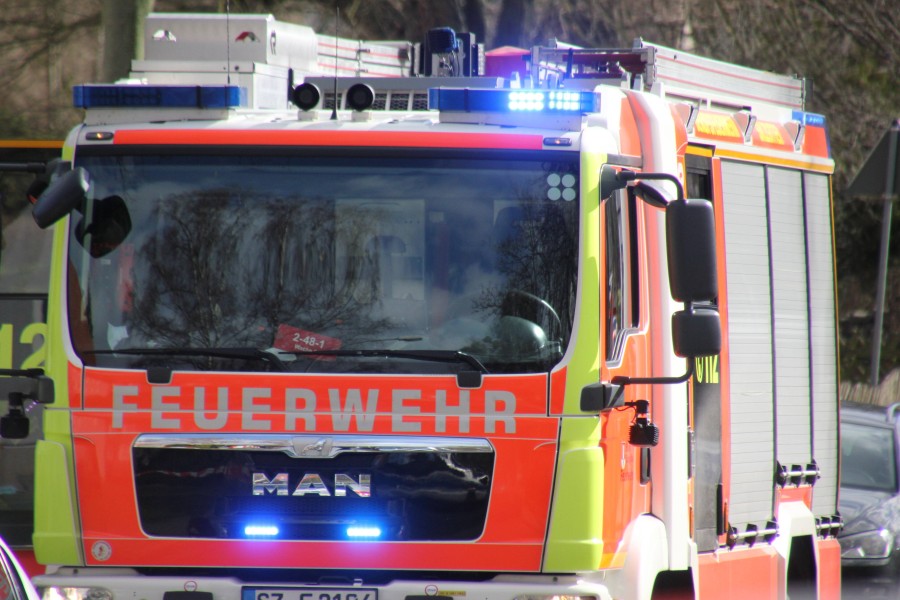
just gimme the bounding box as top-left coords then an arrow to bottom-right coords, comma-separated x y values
67,150 -> 578,375
841,421 -> 898,493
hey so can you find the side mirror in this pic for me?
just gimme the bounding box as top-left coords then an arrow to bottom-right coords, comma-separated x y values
599,167 -> 719,305
672,305 -> 721,358
667,196 -> 720,358
25,157 -> 65,203
598,166 -> 723,378
666,197 -> 718,303
33,166 -> 89,228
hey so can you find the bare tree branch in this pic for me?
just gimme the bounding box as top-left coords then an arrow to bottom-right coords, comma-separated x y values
0,11 -> 101,88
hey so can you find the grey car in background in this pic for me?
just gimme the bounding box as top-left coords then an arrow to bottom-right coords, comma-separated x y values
840,402 -> 900,596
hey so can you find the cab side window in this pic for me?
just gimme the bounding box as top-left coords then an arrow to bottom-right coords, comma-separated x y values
687,162 -> 711,199
605,188 -> 638,360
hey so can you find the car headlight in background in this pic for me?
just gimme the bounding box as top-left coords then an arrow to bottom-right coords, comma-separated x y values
839,528 -> 894,560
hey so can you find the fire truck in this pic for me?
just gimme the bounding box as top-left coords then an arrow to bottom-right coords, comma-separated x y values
0,138 -> 62,577
6,12 -> 842,600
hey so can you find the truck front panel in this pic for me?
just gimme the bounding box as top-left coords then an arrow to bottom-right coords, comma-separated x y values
47,141 -> 598,572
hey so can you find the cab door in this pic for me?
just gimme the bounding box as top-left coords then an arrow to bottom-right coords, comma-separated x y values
685,149 -> 724,552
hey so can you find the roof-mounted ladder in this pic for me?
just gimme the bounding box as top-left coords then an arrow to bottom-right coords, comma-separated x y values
530,39 -> 807,113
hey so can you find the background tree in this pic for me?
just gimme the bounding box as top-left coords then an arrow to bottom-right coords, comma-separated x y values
101,0 -> 155,83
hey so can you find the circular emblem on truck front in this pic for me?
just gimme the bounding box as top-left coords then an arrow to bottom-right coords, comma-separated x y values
92,541 -> 112,561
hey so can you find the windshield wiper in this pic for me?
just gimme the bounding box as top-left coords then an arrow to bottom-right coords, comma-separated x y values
86,347 -> 487,387
295,348 -> 488,373
86,347 -> 289,374
295,348 -> 488,383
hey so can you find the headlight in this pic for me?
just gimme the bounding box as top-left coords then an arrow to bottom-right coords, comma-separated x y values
839,528 -> 894,560
40,586 -> 114,600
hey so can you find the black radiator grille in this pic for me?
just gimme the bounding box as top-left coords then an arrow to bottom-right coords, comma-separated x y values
133,444 -> 494,541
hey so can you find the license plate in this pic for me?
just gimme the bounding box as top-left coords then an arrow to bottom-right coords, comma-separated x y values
245,588 -> 378,600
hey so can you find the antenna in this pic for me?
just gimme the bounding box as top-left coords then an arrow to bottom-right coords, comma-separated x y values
331,4 -> 339,120
225,0 -> 232,84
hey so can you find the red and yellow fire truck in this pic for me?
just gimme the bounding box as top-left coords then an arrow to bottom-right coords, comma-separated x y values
7,12 -> 842,600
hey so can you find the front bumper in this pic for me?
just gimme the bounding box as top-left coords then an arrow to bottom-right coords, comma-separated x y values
34,568 -> 614,600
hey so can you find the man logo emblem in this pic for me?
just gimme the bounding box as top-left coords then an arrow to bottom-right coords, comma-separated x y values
252,472 -> 371,497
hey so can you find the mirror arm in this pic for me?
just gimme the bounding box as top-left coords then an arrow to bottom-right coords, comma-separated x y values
599,358 -> 695,410
617,170 -> 685,201
0,368 -> 44,378
611,357 -> 695,388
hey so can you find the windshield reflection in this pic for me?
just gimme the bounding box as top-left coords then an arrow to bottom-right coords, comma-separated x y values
68,152 -> 578,375
841,422 -> 898,493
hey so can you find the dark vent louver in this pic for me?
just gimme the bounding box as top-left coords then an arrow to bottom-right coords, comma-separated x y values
323,93 -> 343,110
412,93 -> 429,110
390,93 -> 410,110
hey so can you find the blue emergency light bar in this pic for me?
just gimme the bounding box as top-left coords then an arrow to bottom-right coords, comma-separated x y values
791,110 -> 827,127
346,525 -> 382,539
73,84 -> 246,109
429,88 -> 598,114
244,524 -> 279,537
